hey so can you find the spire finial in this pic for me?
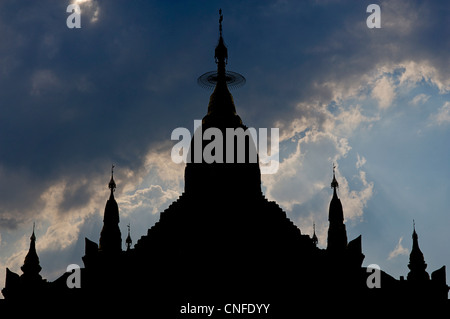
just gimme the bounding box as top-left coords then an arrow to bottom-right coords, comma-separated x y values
331,163 -> 339,190
108,164 -> 116,193
126,222 -> 132,251
31,222 -> 36,241
215,8 -> 228,73
197,9 -> 245,91
312,221 -> 318,246
219,9 -> 223,37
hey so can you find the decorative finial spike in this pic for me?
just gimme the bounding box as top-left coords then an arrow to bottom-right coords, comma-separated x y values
31,222 -> 36,241
311,221 -> 318,246
197,10 -> 246,90
108,164 -> 117,192
331,163 -> 339,190
219,9 -> 223,37
126,222 -> 133,250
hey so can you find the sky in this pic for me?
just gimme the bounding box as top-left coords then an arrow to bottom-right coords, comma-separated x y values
0,0 -> 449,293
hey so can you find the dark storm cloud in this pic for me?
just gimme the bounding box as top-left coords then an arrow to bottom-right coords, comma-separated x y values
0,0 -> 447,228
0,0 -> 204,224
232,0 -> 449,129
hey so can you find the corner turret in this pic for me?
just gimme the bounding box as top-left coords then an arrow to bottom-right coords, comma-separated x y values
99,165 -> 122,253
327,165 -> 347,252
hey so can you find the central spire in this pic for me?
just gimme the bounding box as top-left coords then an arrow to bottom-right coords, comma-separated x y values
203,9 -> 241,128
185,10 -> 262,196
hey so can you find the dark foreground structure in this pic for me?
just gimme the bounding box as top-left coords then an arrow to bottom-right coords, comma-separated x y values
2,11 -> 449,317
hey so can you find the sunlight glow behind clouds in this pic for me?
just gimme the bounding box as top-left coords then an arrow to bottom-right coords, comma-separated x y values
72,0 -> 100,23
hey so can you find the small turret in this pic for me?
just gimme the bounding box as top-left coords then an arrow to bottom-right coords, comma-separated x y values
99,165 -> 122,253
20,223 -> 42,281
407,221 -> 429,281
327,165 -> 347,252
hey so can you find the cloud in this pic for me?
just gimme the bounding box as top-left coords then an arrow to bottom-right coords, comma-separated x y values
371,76 -> 396,109
37,177 -> 106,251
263,130 -> 348,210
388,236 -> 409,260
72,0 -> 100,23
381,0 -> 425,36
119,185 -> 179,216
338,169 -> 373,222
262,128 -> 373,219
0,0 -> 449,294
398,60 -> 450,93
356,154 -> 366,169
30,69 -> 60,96
428,101 -> 450,126
409,93 -> 430,106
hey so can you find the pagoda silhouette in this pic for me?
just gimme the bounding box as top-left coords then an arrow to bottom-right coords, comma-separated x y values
1,10 -> 448,317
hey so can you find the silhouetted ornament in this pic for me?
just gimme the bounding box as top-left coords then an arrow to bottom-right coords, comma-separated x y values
198,70 -> 246,90
312,222 -> 318,246
126,223 -> 132,251
109,164 -> 116,192
197,9 -> 246,90
331,163 -> 339,190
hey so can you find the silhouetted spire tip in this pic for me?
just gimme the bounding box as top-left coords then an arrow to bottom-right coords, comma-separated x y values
126,223 -> 132,250
198,9 -> 246,91
312,222 -> 318,246
109,164 -> 116,193
331,164 -> 339,191
219,9 -> 223,37
30,222 -> 36,242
